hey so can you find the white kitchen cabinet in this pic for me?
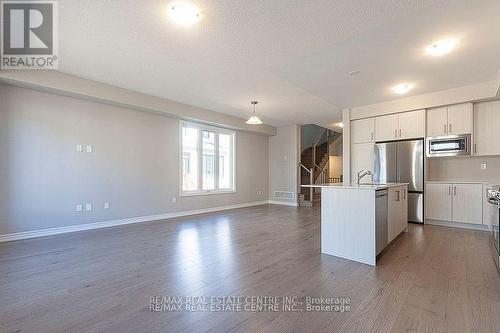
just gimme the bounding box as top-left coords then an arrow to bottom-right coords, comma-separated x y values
426,103 -> 472,137
351,118 -> 375,144
483,185 -> 493,230
447,103 -> 473,135
375,110 -> 425,142
426,183 -> 453,221
427,107 -> 448,137
452,184 -> 483,224
474,100 -> 500,156
388,186 -> 407,243
375,114 -> 399,142
399,110 -> 425,140
425,182 -> 482,225
350,142 -> 374,182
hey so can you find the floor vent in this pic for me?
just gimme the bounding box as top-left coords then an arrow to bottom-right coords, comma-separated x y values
273,191 -> 294,200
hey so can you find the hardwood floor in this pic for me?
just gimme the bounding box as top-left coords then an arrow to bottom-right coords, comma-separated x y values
1,204 -> 499,332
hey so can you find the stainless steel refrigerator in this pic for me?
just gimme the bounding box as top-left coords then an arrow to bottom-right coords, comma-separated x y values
374,140 -> 424,223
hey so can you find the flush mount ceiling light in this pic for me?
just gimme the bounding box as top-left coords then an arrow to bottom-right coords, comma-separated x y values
426,38 -> 459,56
246,101 -> 263,125
392,83 -> 414,94
168,2 -> 200,26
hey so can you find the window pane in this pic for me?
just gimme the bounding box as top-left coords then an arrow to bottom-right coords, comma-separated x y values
202,130 -> 215,190
182,127 -> 198,191
218,133 -> 232,190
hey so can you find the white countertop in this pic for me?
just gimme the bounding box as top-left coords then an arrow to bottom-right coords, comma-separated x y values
301,182 -> 408,190
426,180 -> 498,185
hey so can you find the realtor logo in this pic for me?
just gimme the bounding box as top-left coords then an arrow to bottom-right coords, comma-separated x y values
1,0 -> 58,69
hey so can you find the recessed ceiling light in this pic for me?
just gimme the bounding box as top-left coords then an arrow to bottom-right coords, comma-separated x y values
349,70 -> 360,76
168,2 -> 200,26
426,38 -> 459,56
392,83 -> 414,94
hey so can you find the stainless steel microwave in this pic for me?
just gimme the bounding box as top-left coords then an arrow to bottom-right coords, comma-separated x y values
426,134 -> 471,157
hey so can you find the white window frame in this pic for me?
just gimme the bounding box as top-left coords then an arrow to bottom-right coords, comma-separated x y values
180,121 -> 236,196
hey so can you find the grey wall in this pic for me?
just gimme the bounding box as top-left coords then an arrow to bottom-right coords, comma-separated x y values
426,156 -> 500,184
268,125 -> 299,204
0,84 -> 269,235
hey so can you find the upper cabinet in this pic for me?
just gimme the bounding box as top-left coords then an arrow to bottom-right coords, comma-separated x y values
447,103 -> 473,135
426,103 -> 472,137
399,110 -> 425,140
375,110 -> 425,142
351,118 -> 375,144
375,114 -> 398,141
427,107 -> 448,137
474,100 -> 500,156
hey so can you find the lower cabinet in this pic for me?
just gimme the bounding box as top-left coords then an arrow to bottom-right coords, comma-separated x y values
388,186 -> 408,243
425,182 -> 483,225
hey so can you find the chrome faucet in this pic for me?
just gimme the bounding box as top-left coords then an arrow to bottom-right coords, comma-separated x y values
357,170 -> 372,185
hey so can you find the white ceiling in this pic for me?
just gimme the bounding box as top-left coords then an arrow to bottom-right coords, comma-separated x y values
59,0 -> 500,127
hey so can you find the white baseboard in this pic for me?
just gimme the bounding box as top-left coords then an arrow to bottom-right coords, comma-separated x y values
0,200 -> 269,243
425,219 -> 489,231
268,200 -> 298,207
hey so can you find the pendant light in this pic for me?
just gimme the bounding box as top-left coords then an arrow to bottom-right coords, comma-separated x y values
246,101 -> 263,125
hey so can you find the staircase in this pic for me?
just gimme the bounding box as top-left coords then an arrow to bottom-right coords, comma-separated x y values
299,126 -> 342,207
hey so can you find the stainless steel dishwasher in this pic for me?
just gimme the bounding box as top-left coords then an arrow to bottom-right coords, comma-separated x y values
375,189 -> 388,255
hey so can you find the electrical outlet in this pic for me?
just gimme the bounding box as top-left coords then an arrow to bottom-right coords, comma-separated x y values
86,145 -> 93,153
481,163 -> 487,170
76,144 -> 83,152
172,197 -> 177,203
76,204 -> 83,212
104,202 -> 110,209
85,203 -> 92,211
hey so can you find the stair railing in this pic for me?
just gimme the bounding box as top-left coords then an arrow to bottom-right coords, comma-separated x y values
300,163 -> 314,203
315,161 -> 329,185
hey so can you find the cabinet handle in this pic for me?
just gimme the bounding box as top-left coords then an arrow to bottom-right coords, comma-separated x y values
399,129 -> 402,138
394,129 -> 398,138
444,124 -> 447,133
454,186 -> 457,196
403,189 -> 406,199
449,186 -> 451,195
397,190 -> 400,202
474,144 -> 477,154
449,124 -> 452,133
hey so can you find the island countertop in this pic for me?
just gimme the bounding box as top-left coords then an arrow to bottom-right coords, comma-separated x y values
301,182 -> 408,191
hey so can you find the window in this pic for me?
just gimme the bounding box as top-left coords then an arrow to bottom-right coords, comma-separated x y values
181,122 -> 235,194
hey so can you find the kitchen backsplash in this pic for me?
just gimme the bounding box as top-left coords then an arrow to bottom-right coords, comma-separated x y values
426,155 -> 500,184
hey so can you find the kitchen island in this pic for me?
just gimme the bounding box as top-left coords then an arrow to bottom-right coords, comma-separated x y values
302,183 -> 408,266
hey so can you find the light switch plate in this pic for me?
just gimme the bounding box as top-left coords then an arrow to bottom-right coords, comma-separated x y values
481,163 -> 487,170
85,203 -> 92,211
86,145 -> 93,153
76,144 -> 83,152
104,202 -> 110,209
172,197 -> 177,203
76,204 -> 83,212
